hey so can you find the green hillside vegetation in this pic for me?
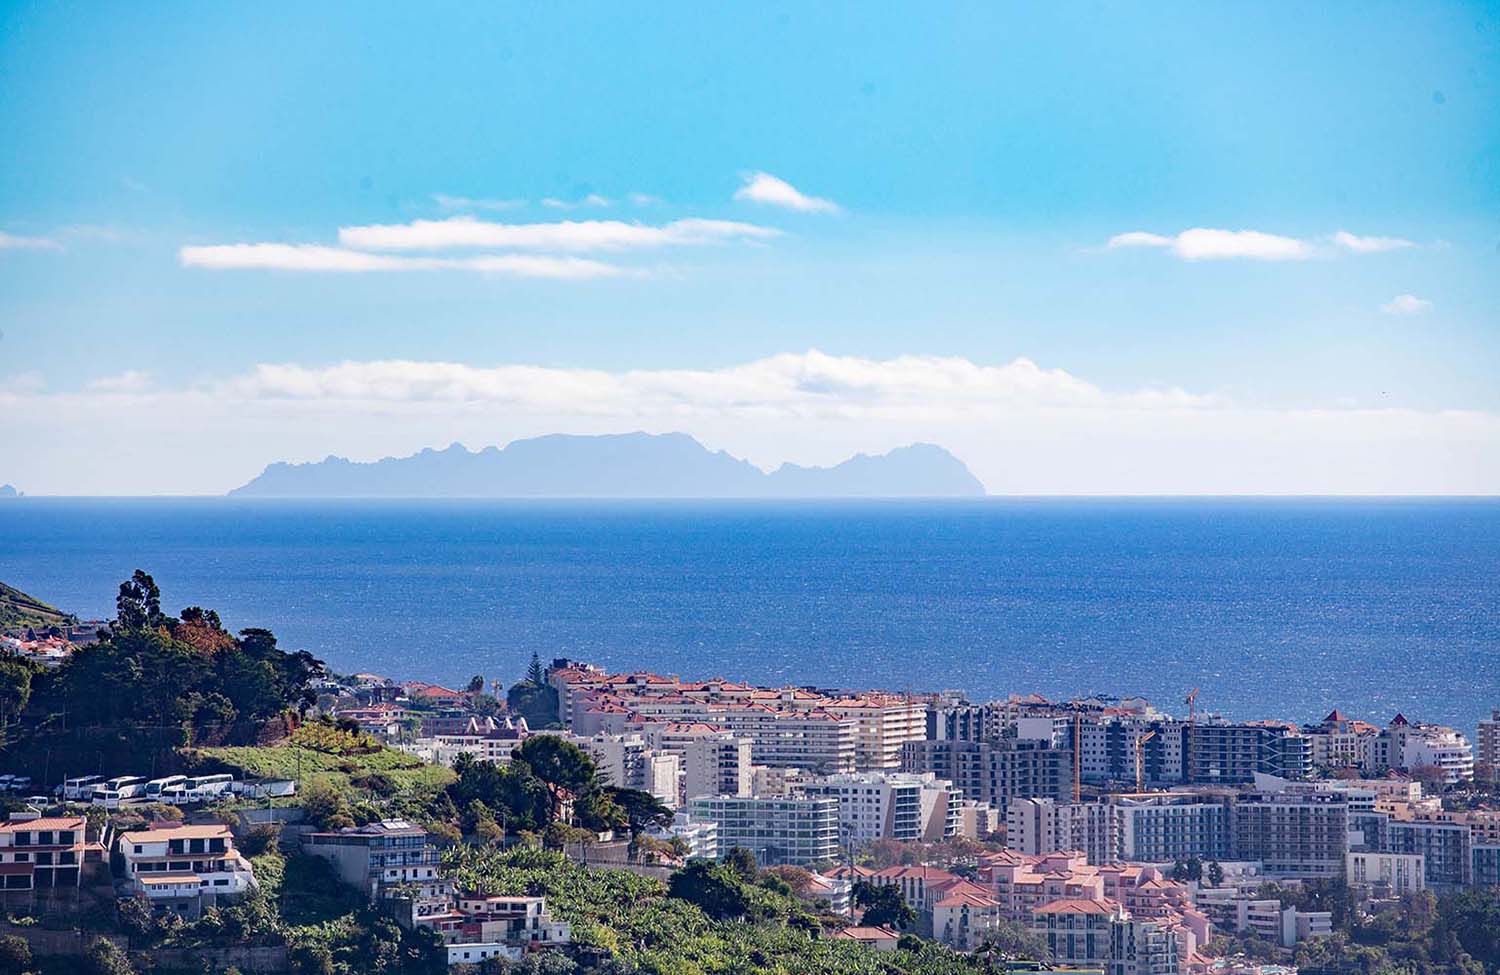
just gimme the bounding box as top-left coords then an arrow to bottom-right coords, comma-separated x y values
195,721 -> 456,797
1,570 -> 325,782
0,580 -> 74,631
443,844 -> 994,975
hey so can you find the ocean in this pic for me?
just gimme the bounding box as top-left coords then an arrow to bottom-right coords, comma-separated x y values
1,498 -> 1496,734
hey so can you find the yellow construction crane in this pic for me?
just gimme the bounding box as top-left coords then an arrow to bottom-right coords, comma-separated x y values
1135,730 -> 1157,792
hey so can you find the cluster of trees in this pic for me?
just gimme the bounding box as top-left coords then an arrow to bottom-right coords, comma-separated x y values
1286,887 -> 1500,975
444,735 -> 672,847
505,653 -> 563,729
2,571 -> 326,780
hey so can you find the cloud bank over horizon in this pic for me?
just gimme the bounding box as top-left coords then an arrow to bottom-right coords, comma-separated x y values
5,350 -> 1497,497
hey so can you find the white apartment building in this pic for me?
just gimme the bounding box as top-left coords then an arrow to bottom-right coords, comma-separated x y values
117,822 -> 256,917
1006,798 -> 1118,864
564,732 -> 682,809
751,765 -> 809,797
686,795 -> 839,866
640,723 -> 753,801
802,771 -> 960,844
1347,850 -> 1425,895
822,696 -> 927,771
651,811 -> 720,860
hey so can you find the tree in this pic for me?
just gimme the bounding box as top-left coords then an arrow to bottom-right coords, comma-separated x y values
667,860 -> 753,920
466,674 -> 486,695
506,681 -> 560,730
725,846 -> 759,882
1207,860 -> 1225,888
852,880 -> 917,930
81,938 -> 135,975
526,653 -> 546,687
511,736 -> 598,824
975,918 -> 1051,967
114,569 -> 163,631
0,936 -> 32,975
607,787 -> 673,841
0,658 -> 34,739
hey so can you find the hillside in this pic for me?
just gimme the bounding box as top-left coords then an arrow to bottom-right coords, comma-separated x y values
229,432 -> 987,498
0,580 -> 74,631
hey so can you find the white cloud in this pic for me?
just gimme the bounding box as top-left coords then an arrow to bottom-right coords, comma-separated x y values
733,172 -> 841,214
336,216 -> 780,252
9,351 -> 1500,495
87,370 -> 152,393
1333,230 -> 1415,254
0,230 -> 63,252
1381,294 -> 1432,316
432,193 -> 526,212
1107,228 -> 1315,261
216,350 -> 1211,416
542,194 -> 611,210
627,192 -> 662,206
1107,227 -> 1423,262
178,243 -> 627,278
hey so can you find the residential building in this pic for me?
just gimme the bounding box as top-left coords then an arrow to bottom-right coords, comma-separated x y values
116,822 -> 256,917
1232,792 -> 1349,880
934,890 -> 1004,951
831,925 -> 901,952
0,815 -> 88,891
651,812 -> 720,861
303,819 -> 445,910
901,738 -> 1070,813
801,771 -> 960,844
1006,798 -> 1118,864
640,723 -> 752,801
686,795 -> 838,866
1187,721 -> 1311,784
1346,851 -> 1425,895
1113,793 -> 1234,864
822,694 -> 927,770
1477,709 -> 1500,784
426,893 -> 571,966
564,732 -> 682,808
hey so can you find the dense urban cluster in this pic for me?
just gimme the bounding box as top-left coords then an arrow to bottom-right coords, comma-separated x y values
2,574 -> 1500,975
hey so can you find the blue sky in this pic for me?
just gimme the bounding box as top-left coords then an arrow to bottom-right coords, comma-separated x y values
2,2 -> 1498,493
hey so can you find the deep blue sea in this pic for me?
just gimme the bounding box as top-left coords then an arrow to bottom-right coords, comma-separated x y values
1,498 -> 1496,735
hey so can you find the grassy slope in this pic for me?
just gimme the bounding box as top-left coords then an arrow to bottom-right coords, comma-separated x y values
0,580 -> 74,631
194,740 -> 456,794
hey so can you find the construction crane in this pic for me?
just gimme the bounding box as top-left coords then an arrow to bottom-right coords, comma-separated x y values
1135,730 -> 1157,793
1184,687 -> 1201,783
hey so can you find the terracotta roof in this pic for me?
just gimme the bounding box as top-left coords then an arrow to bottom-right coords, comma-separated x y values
935,892 -> 1000,909
0,817 -> 86,833
1033,898 -> 1117,915
832,925 -> 901,941
119,823 -> 232,845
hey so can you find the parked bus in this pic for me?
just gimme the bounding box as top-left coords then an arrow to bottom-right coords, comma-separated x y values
144,775 -> 188,798
89,776 -> 147,808
57,774 -> 106,800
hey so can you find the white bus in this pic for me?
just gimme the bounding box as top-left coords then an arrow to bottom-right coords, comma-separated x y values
89,776 -> 148,808
58,775 -> 106,801
144,775 -> 188,799
181,773 -> 235,801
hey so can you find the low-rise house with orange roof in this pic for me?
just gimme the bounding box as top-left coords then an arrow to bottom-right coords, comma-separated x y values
117,821 -> 256,917
0,814 -> 90,891
934,889 -> 1004,951
831,925 -> 901,952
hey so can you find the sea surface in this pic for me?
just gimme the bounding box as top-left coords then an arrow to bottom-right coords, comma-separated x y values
1,498 -> 1497,734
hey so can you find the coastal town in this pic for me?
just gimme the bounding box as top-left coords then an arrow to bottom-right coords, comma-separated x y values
2,576 -> 1500,975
